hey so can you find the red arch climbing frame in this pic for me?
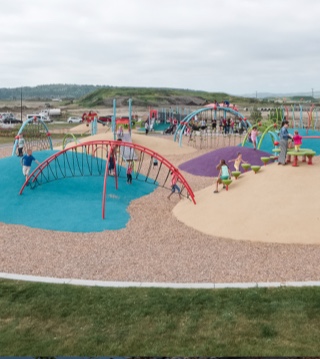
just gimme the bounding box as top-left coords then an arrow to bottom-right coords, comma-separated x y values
19,140 -> 196,219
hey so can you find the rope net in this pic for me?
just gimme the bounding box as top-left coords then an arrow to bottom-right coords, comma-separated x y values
22,141 -> 194,203
21,121 -> 51,151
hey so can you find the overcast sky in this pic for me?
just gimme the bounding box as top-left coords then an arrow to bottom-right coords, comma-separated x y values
1,0 -> 320,95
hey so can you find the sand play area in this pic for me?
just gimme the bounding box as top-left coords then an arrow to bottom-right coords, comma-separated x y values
0,122 -> 320,284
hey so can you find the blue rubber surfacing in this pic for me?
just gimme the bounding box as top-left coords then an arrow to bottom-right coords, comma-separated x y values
0,150 -> 156,232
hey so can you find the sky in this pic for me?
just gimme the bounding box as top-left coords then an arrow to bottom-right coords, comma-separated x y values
1,0 -> 320,95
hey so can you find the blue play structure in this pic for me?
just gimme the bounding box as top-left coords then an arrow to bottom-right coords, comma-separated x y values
12,116 -> 53,156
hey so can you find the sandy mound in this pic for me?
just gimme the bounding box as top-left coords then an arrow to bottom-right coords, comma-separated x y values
173,161 -> 320,244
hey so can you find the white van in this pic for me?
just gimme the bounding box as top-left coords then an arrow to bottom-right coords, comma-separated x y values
26,114 -> 52,123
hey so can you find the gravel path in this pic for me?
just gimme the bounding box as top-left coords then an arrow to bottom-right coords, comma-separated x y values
1,144 -> 320,284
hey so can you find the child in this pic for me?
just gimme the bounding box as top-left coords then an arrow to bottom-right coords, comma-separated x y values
188,128 -> 194,143
145,121 -> 149,135
251,126 -> 258,150
228,152 -> 247,171
167,171 -> 182,200
126,162 -> 133,184
214,159 -> 231,193
293,130 -> 302,151
108,150 -> 115,175
17,133 -> 25,157
153,158 -> 158,168
21,149 -> 40,181
117,126 -> 124,139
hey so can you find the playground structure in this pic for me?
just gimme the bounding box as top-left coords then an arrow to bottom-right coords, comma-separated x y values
61,98 -> 133,150
150,102 -> 320,152
12,116 -> 53,156
1,100 -> 317,246
11,100 -> 320,162
241,119 -> 320,154
82,111 -> 99,126
19,140 -> 196,219
62,133 -> 80,149
172,103 -> 320,152
240,122 -> 278,150
172,102 -> 250,149
269,104 -> 320,131
147,103 -> 320,142
156,107 -> 193,123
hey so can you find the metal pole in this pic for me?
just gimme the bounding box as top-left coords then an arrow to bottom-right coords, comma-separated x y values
112,99 -> 116,140
20,87 -> 23,122
128,98 -> 132,134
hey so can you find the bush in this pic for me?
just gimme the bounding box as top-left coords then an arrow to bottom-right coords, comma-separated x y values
250,106 -> 262,123
0,128 -> 17,137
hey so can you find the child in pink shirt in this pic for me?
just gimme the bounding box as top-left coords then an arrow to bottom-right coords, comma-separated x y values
250,126 -> 258,150
293,130 -> 302,151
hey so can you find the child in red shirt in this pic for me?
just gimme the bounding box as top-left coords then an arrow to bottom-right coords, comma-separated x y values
126,162 -> 133,184
167,171 -> 182,200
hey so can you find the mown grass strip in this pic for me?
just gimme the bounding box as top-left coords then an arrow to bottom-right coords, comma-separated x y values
1,279 -> 320,356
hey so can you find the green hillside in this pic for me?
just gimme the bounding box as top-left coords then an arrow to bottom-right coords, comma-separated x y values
1,84 -> 319,107
78,87 -> 253,107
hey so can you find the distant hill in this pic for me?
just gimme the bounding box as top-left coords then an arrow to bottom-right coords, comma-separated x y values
0,84 -> 105,100
1,84 -> 319,106
243,91 -> 320,100
0,84 -> 258,107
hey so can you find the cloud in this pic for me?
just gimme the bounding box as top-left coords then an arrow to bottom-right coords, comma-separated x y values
1,0 -> 320,94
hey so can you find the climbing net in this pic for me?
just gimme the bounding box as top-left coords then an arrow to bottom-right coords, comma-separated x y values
20,140 -> 196,206
22,121 -> 51,151
187,129 -> 246,150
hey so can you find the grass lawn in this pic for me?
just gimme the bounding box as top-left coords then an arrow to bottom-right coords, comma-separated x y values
0,136 -> 14,145
1,279 -> 320,356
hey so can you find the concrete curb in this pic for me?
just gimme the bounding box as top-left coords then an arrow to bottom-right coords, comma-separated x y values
1,272 -> 320,289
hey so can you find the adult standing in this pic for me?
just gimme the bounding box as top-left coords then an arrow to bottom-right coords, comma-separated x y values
278,120 -> 293,165
145,120 -> 149,135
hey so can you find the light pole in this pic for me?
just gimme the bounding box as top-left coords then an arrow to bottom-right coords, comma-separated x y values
20,87 -> 22,122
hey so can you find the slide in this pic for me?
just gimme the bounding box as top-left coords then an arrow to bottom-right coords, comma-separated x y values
120,133 -> 138,160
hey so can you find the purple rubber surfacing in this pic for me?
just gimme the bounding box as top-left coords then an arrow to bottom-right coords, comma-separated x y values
179,146 -> 272,177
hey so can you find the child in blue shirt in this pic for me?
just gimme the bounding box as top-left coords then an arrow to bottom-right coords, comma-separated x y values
214,159 -> 231,193
21,149 -> 40,181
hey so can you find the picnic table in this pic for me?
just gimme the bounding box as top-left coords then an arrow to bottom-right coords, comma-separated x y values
287,148 -> 316,167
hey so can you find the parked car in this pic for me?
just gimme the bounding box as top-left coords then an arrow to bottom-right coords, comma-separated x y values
3,117 -> 22,124
67,116 -> 83,124
26,114 -> 52,123
0,112 -> 16,123
0,113 -> 8,122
